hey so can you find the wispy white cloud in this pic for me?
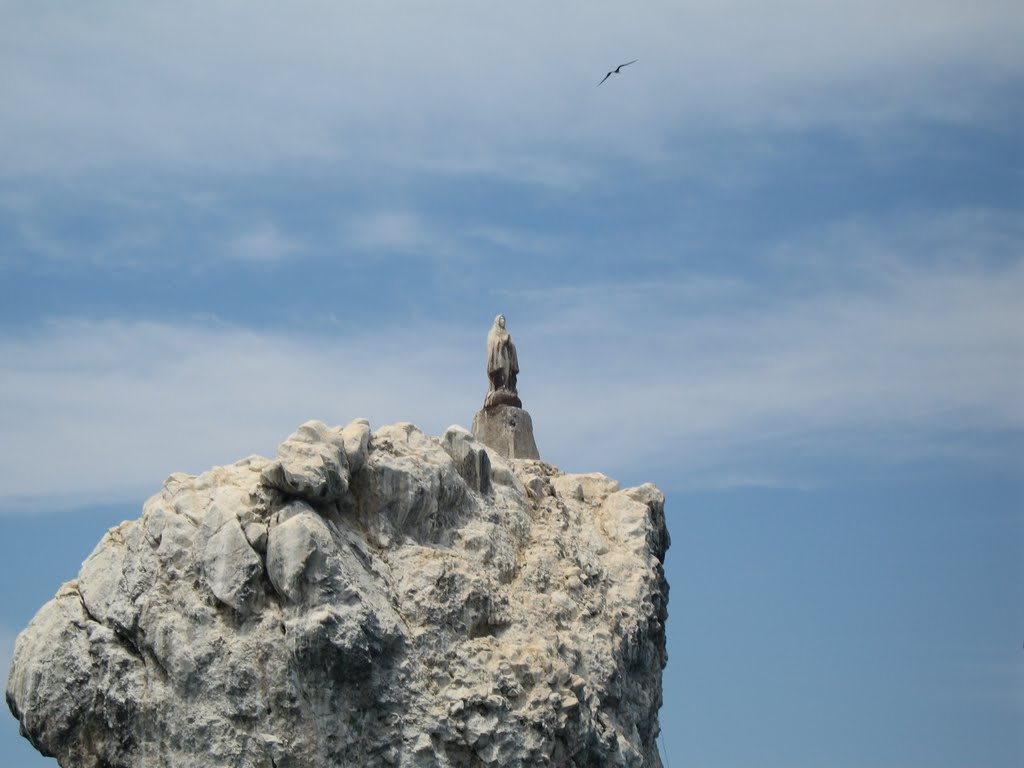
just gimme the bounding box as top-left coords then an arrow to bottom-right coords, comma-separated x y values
518,215 -> 1024,480
343,211 -> 449,256
0,318 -> 482,507
1,209 -> 1019,503
768,208 -> 1024,282
0,2 -> 1019,179
340,210 -> 571,260
226,224 -> 301,264
0,185 -> 171,268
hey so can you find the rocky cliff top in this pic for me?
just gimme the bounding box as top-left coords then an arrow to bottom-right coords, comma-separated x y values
7,419 -> 669,767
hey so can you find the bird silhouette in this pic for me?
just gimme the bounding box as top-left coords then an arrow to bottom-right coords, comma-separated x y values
598,59 -> 638,86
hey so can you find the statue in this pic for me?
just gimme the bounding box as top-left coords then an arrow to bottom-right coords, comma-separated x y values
473,313 -> 539,458
485,314 -> 522,408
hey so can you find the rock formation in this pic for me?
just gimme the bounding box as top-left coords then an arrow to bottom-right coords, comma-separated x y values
7,419 -> 669,767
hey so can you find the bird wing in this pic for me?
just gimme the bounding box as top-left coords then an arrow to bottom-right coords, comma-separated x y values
597,72 -> 612,86
617,59 -> 638,71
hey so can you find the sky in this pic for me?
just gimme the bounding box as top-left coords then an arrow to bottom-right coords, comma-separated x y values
1,1 -> 1021,765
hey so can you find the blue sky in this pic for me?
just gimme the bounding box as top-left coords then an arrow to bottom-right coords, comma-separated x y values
1,2 -> 1022,765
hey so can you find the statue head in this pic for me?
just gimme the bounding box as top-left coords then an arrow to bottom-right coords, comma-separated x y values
495,314 -> 506,329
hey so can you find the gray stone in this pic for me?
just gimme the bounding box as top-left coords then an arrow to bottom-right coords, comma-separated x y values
7,418 -> 668,768
471,405 -> 540,460
341,418 -> 371,473
199,500 -> 264,614
440,425 -> 492,495
551,472 -> 620,504
350,423 -> 470,547
260,420 -> 350,503
266,501 -> 333,605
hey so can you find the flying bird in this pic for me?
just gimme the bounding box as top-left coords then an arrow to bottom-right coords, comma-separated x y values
598,59 -> 638,86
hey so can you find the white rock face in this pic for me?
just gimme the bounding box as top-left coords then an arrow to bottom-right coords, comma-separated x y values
7,419 -> 670,768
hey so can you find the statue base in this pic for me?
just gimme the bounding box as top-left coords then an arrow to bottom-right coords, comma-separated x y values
485,390 -> 522,409
471,405 -> 540,460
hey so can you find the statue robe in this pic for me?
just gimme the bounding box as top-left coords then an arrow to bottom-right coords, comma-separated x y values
487,324 -> 519,391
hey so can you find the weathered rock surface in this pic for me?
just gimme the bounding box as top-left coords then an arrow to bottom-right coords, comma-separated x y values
7,419 -> 669,767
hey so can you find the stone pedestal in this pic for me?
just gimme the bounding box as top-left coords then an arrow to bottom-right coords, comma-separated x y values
471,405 -> 540,460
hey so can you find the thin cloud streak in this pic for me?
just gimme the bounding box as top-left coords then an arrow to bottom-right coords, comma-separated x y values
226,224 -> 302,264
343,211 -> 451,256
0,319 -> 481,508
1,251 -> 1020,505
521,219 -> 1024,476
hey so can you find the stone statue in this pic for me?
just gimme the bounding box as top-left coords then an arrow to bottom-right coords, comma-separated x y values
474,314 -> 538,457
485,314 -> 521,408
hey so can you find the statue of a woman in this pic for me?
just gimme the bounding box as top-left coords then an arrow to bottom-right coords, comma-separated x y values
485,314 -> 521,407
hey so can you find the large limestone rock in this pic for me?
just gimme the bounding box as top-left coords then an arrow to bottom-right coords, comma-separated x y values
7,419 -> 670,768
